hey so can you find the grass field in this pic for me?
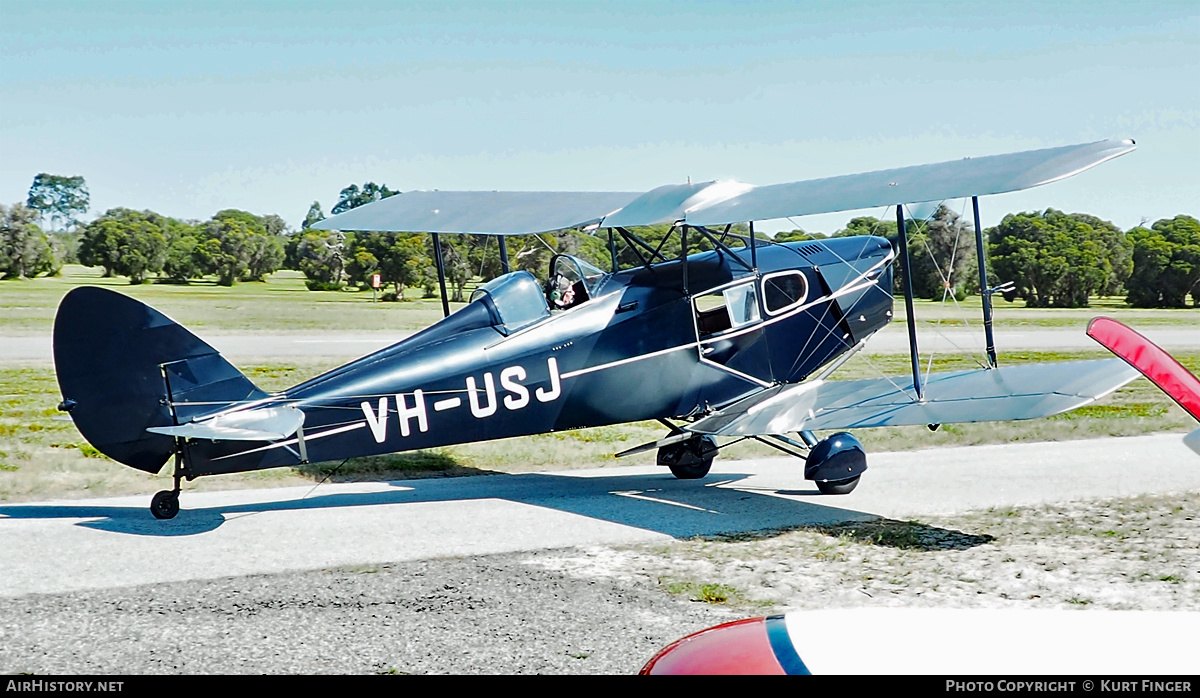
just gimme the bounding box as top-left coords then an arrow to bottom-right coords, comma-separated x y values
0,265 -> 458,335
0,265 -> 1195,502
1,265 -> 1197,337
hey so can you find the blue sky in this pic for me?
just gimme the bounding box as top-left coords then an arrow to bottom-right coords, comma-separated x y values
1,0 -> 1196,234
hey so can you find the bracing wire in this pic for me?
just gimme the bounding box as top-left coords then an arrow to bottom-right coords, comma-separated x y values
782,206 -> 915,401
910,200 -> 990,384
301,456 -> 352,500
477,234 -> 491,278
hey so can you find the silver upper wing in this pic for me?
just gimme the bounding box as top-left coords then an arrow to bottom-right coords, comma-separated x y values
312,139 -> 1134,234
310,190 -> 643,235
684,139 -> 1135,227
685,359 -> 1141,436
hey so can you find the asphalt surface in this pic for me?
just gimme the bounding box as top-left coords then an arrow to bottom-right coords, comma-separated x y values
4,433 -> 1196,599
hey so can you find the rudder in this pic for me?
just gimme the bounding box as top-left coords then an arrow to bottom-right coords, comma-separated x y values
54,286 -> 266,473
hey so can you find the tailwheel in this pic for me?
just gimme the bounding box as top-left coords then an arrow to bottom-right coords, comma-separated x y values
150,490 -> 180,520
804,431 -> 867,495
658,435 -> 718,479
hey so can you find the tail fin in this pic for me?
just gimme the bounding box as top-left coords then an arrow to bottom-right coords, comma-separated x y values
54,286 -> 266,473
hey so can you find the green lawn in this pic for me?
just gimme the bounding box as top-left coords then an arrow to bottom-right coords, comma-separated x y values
0,265 -> 464,335
895,294 -> 1198,328
1,265 -> 1197,337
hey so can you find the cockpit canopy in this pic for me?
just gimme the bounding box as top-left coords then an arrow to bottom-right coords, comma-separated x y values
547,254 -> 607,310
463,255 -> 611,335
470,270 -> 551,334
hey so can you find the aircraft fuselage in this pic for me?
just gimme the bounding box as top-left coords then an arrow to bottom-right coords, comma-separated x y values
184,236 -> 894,476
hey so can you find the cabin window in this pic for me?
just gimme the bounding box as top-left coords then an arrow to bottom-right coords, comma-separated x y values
695,282 -> 760,338
762,270 -> 809,315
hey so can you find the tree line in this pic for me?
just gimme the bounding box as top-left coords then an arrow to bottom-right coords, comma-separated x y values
3,172 -> 1198,309
0,174 -> 92,279
777,207 -> 1200,309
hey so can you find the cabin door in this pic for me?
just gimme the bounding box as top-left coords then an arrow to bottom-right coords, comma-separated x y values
692,280 -> 774,387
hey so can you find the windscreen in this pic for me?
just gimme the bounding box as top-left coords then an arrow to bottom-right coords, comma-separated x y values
470,270 -> 551,332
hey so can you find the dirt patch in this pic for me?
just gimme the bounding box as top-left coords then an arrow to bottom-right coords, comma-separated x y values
528,490 -> 1200,613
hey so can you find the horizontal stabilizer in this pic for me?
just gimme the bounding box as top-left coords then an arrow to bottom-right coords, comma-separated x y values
146,406 -> 304,442
687,360 -> 1141,436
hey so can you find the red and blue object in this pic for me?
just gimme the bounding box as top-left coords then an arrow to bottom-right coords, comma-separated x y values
640,616 -> 806,675
640,610 -> 1194,674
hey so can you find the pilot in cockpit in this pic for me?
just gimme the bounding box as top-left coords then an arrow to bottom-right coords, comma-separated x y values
546,254 -> 600,311
548,273 -> 576,310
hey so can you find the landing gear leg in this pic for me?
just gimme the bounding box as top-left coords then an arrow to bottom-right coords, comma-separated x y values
150,452 -> 184,520
658,435 -> 718,480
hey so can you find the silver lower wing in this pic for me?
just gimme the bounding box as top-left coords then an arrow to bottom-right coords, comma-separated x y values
687,360 -> 1141,436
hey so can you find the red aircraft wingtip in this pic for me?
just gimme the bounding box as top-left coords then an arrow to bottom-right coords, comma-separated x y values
1086,316 -> 1200,421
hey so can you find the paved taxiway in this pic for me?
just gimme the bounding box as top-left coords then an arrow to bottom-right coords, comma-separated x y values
2,433 -> 1196,599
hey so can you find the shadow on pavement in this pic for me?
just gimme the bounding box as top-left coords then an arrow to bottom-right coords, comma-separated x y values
0,469 -> 984,549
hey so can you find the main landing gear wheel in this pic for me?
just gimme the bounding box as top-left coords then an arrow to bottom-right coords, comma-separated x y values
804,431 -> 867,495
816,476 -> 860,495
150,490 -> 180,520
658,435 -> 718,479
